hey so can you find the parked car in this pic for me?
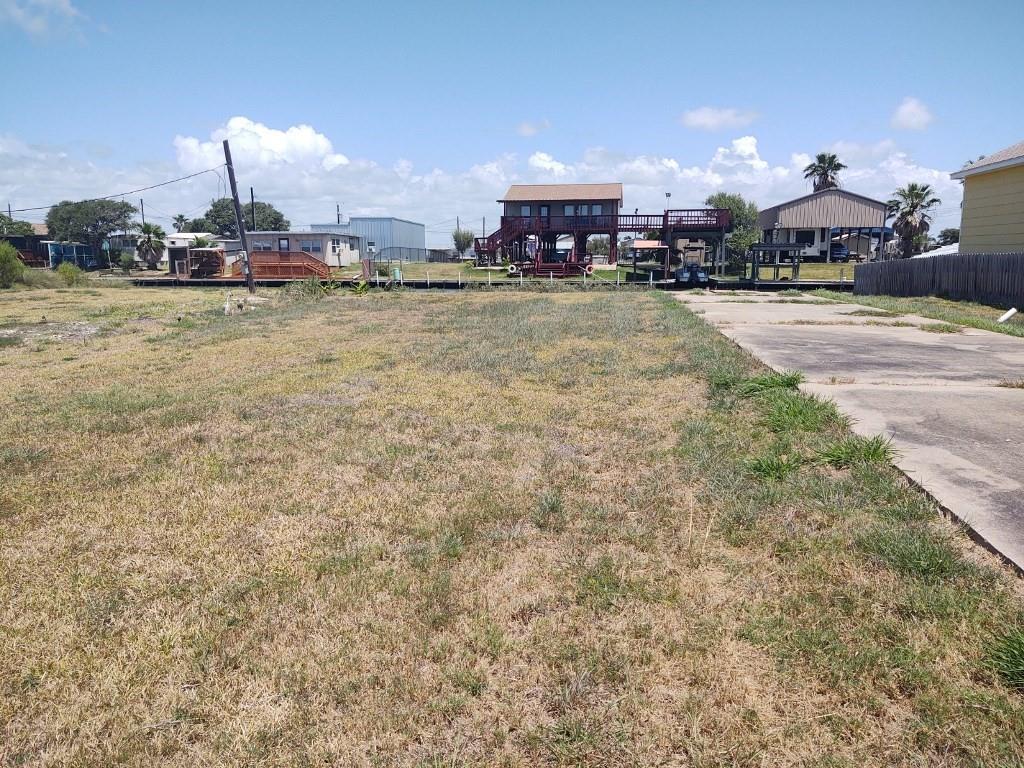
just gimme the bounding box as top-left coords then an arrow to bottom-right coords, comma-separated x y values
829,242 -> 850,262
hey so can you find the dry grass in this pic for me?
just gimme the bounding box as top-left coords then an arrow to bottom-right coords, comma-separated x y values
2,285 -> 1024,766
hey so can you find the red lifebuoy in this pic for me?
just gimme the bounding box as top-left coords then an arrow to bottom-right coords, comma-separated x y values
584,264 -> 595,275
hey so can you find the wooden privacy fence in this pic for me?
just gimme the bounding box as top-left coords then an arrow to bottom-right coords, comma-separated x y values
855,252 -> 1024,307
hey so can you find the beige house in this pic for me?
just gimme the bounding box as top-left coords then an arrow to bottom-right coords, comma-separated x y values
757,188 -> 888,261
950,140 -> 1024,253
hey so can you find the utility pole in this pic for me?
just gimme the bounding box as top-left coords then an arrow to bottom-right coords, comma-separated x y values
140,199 -> 145,227
223,139 -> 255,294
250,187 -> 256,231
7,203 -> 11,219
336,203 -> 341,225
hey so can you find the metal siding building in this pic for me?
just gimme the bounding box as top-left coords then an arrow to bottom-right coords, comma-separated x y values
758,189 -> 888,230
311,217 -> 425,256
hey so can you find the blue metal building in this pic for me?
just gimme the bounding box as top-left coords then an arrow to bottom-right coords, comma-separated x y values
311,217 -> 425,260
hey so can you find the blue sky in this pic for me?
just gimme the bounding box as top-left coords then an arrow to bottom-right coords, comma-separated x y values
2,0 -> 1022,244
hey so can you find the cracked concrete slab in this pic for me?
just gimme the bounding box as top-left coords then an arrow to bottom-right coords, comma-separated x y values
676,291 -> 1024,568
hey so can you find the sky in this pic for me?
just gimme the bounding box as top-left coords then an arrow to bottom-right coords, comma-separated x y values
2,0 -> 1023,246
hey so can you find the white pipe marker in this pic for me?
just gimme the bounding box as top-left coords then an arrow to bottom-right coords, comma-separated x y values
997,307 -> 1018,324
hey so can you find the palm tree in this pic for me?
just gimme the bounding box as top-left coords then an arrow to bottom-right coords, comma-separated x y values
887,183 -> 941,258
172,214 -> 188,232
803,153 -> 847,192
136,223 -> 167,270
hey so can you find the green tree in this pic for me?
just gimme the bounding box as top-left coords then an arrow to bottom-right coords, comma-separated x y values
803,152 -> 847,192
172,214 -> 189,232
704,191 -> 760,261
189,198 -> 290,237
587,236 -> 610,255
136,222 -> 166,269
0,214 -> 34,237
45,200 -> 137,267
0,241 -> 25,288
452,228 -> 474,258
937,227 -> 960,246
887,183 -> 941,258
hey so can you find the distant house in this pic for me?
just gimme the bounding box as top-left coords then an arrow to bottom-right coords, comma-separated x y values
950,139 -> 1024,254
245,230 -> 363,268
310,217 -> 424,259
757,188 -> 889,261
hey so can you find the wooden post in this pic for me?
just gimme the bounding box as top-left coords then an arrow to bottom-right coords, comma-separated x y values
222,140 -> 255,294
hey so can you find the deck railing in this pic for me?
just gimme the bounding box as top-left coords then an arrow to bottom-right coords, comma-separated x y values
231,251 -> 330,279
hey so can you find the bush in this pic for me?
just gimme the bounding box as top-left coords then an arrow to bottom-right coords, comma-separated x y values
0,242 -> 25,288
118,252 -> 136,273
56,261 -> 88,286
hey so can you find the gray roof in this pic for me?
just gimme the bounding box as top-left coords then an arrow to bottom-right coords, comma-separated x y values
951,139 -> 1024,179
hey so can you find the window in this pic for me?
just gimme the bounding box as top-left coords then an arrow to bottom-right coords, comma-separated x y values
579,204 -> 589,216
520,204 -> 531,217
331,238 -> 341,254
592,204 -> 602,216
252,239 -> 272,251
278,238 -> 289,252
564,204 -> 575,216
539,205 -> 549,217
794,230 -> 816,246
299,239 -> 322,253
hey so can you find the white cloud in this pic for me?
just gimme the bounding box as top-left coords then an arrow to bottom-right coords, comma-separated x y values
0,117 -> 964,247
517,119 -> 550,137
527,151 -> 570,177
681,106 -> 757,131
0,0 -> 83,36
173,116 -> 349,173
891,97 -> 933,130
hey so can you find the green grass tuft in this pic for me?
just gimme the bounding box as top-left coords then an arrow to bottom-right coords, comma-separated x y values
747,452 -> 802,481
818,435 -> 896,468
533,490 -> 567,532
986,628 -> 1024,688
858,524 -> 966,581
920,322 -> 962,334
762,390 -> 844,433
736,370 -> 804,397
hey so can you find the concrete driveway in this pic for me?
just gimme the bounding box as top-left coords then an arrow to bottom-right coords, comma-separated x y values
677,291 -> 1024,569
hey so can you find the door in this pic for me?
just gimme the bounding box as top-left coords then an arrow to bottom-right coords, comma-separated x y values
278,237 -> 289,253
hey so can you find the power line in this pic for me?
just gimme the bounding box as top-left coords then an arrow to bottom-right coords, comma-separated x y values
8,166 -> 225,214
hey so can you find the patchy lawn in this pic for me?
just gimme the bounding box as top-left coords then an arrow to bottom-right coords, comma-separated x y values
814,290 -> 1024,338
2,285 -> 1024,766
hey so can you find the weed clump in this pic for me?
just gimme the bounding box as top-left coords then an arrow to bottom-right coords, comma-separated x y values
986,628 -> 1024,688
736,370 -> 804,397
762,390 -> 844,433
920,322 -> 962,334
747,451 -> 802,481
858,524 -> 966,581
818,435 -> 896,468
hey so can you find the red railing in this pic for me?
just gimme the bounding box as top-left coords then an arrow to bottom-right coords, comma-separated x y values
231,251 -> 330,279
